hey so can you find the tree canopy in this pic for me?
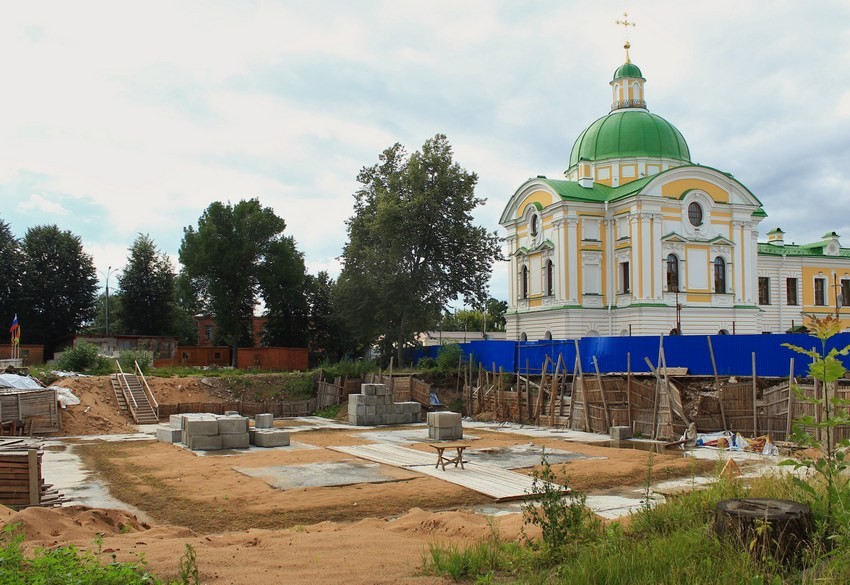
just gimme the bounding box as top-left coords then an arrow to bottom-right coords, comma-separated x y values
335,134 -> 502,365
115,234 -> 179,336
179,199 -> 305,364
0,219 -> 23,329
19,225 -> 98,350
259,236 -> 309,347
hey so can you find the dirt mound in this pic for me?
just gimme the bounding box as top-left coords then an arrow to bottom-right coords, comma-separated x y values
52,376 -> 221,436
4,506 -> 151,541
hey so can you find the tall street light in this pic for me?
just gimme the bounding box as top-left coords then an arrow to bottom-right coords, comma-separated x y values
99,266 -> 118,335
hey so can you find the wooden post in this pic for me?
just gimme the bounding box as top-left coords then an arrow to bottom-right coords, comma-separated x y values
707,336 -> 728,430
752,352 -> 758,437
535,359 -> 548,424
593,356 -> 611,431
627,352 -> 633,427
550,356 -> 562,427
28,449 -> 40,506
524,359 -> 530,423
558,354 -> 568,417
498,367 -> 505,420
575,340 -> 590,432
786,358 -> 795,438
644,355 -> 662,440
567,355 -> 579,427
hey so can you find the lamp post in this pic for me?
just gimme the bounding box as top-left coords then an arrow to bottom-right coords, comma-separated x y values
99,266 -> 118,335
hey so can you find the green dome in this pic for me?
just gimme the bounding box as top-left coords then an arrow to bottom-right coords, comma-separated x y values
613,62 -> 643,80
569,110 -> 691,169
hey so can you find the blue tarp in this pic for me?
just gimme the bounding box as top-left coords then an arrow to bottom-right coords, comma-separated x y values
411,332 -> 850,378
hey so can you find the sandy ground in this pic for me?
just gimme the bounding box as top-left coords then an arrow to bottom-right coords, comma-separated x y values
1,376 -> 712,583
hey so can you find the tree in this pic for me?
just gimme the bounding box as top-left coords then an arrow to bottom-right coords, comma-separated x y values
179,199 -> 288,365
259,236 -> 309,347
306,271 -> 355,360
0,219 -> 23,329
483,297 -> 508,332
335,134 -> 502,365
115,234 -> 178,336
19,225 -> 98,351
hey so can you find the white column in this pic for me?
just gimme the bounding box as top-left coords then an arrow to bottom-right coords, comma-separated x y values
506,235 -> 517,308
567,217 -> 579,303
553,218 -> 565,301
732,221 -> 745,304
630,214 -> 640,299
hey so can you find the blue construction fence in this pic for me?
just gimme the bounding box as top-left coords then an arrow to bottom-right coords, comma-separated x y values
412,332 -> 850,378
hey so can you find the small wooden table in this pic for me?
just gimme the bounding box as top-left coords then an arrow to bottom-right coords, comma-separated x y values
430,443 -> 470,471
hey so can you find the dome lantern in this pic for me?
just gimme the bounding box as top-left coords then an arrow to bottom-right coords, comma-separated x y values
610,42 -> 646,111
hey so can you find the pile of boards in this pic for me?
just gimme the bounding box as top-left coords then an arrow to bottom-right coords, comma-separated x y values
0,438 -> 64,509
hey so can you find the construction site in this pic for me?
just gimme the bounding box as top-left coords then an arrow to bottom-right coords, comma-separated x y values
0,358 -> 845,584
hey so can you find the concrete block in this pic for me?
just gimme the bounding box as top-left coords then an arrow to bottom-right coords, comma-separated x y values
221,432 -> 250,449
362,384 -> 376,396
255,413 -> 274,429
431,426 -> 462,440
357,404 -> 366,416
366,405 -> 376,416
169,414 -> 186,429
375,384 -> 388,396
610,426 -> 633,440
218,417 -> 249,434
157,427 -> 182,443
184,418 -> 220,436
429,411 -> 461,428
351,394 -> 367,406
253,429 -> 291,447
224,410 -> 240,416
187,434 -> 222,450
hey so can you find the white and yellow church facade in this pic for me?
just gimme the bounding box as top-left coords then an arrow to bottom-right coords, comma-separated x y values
500,44 -> 850,339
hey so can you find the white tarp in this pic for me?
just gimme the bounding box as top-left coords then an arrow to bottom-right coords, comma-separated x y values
0,373 -> 42,390
54,386 -> 81,408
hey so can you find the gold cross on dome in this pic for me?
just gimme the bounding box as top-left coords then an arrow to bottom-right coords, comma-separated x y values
616,12 -> 636,30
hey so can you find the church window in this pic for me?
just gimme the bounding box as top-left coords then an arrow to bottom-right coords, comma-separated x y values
786,278 -> 798,306
619,261 -> 630,294
546,260 -> 554,296
687,202 -> 703,227
759,277 -> 771,305
521,265 -> 529,299
714,257 -> 726,294
530,214 -> 538,237
520,332 -> 528,342
814,278 -> 826,306
544,331 -> 552,340
666,254 -> 680,292
841,279 -> 850,307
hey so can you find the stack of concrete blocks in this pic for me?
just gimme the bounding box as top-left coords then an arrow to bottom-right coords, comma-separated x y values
348,383 -> 421,426
156,413 -> 250,451
427,411 -> 463,441
249,413 -> 291,447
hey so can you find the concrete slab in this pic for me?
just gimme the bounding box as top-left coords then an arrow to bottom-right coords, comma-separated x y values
465,444 -> 595,469
220,433 -> 250,449
156,427 -> 182,443
234,460 -> 416,490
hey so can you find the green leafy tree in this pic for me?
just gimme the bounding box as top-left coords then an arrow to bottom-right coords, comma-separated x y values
179,199 -> 288,365
259,236 -> 309,347
483,297 -> 508,332
335,134 -> 502,365
306,271 -> 355,360
19,225 -> 98,351
173,273 -> 201,345
0,218 -> 23,327
115,234 -> 178,336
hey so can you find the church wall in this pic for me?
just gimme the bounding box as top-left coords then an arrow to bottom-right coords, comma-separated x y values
661,179 -> 730,203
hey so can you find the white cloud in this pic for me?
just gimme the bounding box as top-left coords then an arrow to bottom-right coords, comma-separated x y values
17,194 -> 67,216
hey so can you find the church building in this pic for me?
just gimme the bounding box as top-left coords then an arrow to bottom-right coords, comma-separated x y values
501,43 -> 850,341
500,42 -> 766,339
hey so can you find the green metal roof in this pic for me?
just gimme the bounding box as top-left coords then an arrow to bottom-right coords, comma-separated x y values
568,109 -> 691,169
537,175 -> 653,203
613,62 -> 643,80
758,242 -> 850,258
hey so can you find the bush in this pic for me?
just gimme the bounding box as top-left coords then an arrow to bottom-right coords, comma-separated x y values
118,349 -> 154,373
318,357 -> 378,379
55,342 -> 110,374
435,343 -> 463,373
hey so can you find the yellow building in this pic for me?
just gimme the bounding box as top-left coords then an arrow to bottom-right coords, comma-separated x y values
500,43 -> 767,339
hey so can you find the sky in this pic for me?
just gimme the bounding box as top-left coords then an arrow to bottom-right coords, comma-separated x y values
1,1 -> 849,305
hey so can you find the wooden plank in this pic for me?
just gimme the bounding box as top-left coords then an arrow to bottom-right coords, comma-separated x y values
28,449 -> 39,505
329,444 -> 545,501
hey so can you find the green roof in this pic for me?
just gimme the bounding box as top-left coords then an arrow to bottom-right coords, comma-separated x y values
537,175 -> 653,203
758,242 -> 850,258
613,62 -> 643,80
568,110 -> 691,169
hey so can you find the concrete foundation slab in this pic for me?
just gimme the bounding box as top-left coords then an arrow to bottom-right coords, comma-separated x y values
235,460 -> 415,490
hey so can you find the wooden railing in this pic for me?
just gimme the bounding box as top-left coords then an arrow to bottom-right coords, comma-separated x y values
135,360 -> 159,420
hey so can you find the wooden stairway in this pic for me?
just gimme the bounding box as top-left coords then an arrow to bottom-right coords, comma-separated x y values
109,373 -> 159,424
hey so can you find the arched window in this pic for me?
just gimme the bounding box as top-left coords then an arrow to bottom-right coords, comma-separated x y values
714,257 -> 726,294
521,265 -> 529,299
520,332 -> 528,342
546,260 -> 554,296
544,331 -> 552,340
530,214 -> 538,237
666,254 -> 680,292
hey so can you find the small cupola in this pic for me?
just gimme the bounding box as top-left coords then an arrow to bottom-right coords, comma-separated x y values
610,42 -> 646,111
766,227 -> 785,246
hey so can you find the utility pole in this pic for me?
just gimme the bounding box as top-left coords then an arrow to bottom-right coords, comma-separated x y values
99,266 -> 118,335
